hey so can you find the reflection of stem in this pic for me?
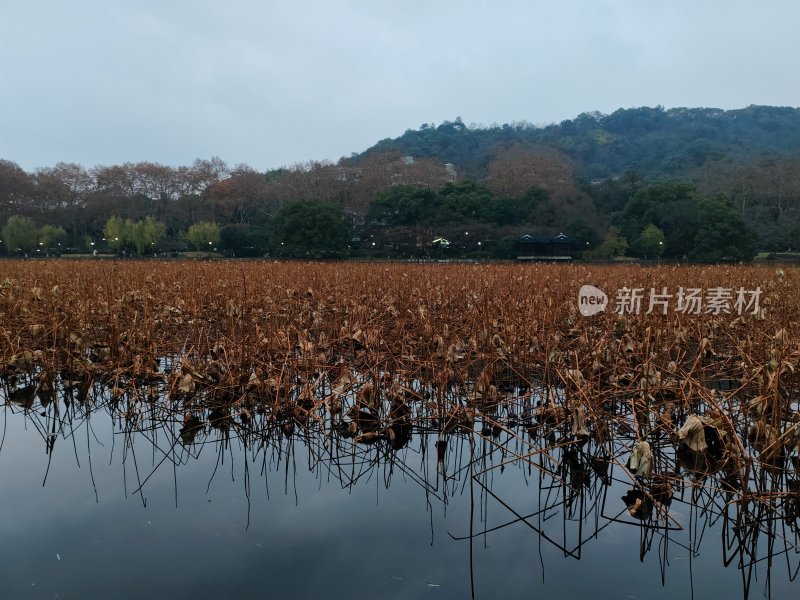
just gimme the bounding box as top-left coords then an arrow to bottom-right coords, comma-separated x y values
469,435 -> 475,600
87,414 -> 98,503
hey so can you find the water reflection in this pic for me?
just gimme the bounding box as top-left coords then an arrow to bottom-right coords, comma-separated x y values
1,368 -> 799,599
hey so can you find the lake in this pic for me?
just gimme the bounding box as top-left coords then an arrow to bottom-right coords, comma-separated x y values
1,375 -> 796,600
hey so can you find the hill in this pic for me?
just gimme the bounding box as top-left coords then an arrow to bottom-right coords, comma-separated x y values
355,105 -> 800,182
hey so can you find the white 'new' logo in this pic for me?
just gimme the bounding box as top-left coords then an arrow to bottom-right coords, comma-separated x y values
578,285 -> 607,316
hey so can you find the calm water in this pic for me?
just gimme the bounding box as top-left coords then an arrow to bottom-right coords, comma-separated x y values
0,380 -> 796,599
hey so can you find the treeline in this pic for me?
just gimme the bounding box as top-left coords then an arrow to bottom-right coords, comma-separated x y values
0,160 -> 753,261
363,180 -> 752,261
1,105 -> 798,260
0,150 -> 599,258
0,153 -> 438,256
361,106 -> 800,251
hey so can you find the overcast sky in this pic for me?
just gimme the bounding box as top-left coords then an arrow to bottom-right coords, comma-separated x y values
2,0 -> 798,172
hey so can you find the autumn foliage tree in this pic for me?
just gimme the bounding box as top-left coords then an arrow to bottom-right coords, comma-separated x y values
484,145 -> 575,198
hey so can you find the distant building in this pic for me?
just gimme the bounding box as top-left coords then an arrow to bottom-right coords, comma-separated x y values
516,232 -> 574,260
335,157 -> 458,187
334,167 -> 363,182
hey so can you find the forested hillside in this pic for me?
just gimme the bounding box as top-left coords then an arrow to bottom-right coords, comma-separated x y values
360,106 -> 800,180
1,105 -> 798,260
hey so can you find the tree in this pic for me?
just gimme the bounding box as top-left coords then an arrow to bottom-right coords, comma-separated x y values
633,223 -> 666,259
33,162 -> 92,209
219,223 -> 265,257
618,183 -> 701,259
587,226 -> 628,259
0,161 -> 35,217
39,224 -> 66,254
690,196 -> 755,262
2,215 -> 38,253
493,235 -> 518,259
566,220 -> 600,250
485,145 -> 576,199
273,200 -> 351,258
437,181 -> 495,224
368,186 -> 436,226
131,215 -> 166,255
104,216 -> 130,251
187,221 -> 220,250
103,215 -> 164,255
586,170 -> 643,214
202,166 -> 273,224
700,158 -> 800,251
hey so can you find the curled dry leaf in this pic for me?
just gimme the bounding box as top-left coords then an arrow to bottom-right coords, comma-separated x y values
628,441 -> 652,478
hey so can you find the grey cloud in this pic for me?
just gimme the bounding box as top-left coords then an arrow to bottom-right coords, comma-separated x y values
1,0 -> 798,171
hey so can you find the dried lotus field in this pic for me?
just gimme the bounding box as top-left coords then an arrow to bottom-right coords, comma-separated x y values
1,259 -> 800,598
